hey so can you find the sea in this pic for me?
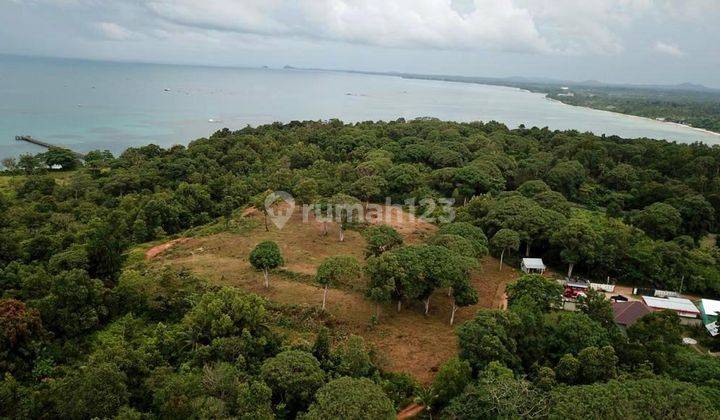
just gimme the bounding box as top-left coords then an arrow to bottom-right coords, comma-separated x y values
1,54 -> 719,161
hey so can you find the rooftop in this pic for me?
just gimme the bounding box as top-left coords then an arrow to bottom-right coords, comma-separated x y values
699,299 -> 720,316
642,296 -> 700,314
612,301 -> 651,326
522,258 -> 545,269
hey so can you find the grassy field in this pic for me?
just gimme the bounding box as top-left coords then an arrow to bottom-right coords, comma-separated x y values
0,170 -> 76,194
147,206 -> 524,383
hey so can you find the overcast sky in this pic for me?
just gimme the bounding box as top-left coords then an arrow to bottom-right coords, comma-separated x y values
2,0 -> 719,87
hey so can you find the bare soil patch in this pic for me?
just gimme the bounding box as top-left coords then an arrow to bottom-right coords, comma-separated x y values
151,207 -> 520,383
145,238 -> 190,260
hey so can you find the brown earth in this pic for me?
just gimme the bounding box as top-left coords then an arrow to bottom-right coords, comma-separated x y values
145,238 -> 190,260
150,206 -> 523,383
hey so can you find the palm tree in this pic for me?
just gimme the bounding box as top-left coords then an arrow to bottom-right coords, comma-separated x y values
413,386 -> 437,420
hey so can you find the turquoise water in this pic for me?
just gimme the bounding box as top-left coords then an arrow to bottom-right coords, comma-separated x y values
1,54 -> 719,160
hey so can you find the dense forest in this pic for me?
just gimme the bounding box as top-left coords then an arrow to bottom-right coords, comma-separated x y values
2,119 -> 720,418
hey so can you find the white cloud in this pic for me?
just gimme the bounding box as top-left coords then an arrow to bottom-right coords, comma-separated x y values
95,22 -> 134,41
653,41 -> 683,57
145,0 -> 554,54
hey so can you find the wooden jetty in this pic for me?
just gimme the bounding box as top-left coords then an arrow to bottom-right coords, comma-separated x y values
15,135 -> 86,158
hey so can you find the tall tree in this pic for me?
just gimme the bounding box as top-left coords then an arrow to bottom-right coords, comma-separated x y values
315,255 -> 360,310
304,377 -> 395,420
362,224 -> 403,257
329,193 -> 362,242
450,281 -> 478,326
249,241 -> 284,288
551,217 -> 600,278
490,229 -> 520,270
365,252 -> 403,318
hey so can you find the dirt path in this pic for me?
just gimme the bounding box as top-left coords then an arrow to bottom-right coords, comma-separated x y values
397,403 -> 424,419
145,238 -> 190,260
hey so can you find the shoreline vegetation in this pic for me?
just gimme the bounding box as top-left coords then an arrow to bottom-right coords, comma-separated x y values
401,74 -> 720,136
299,66 -> 720,136
543,96 -> 720,137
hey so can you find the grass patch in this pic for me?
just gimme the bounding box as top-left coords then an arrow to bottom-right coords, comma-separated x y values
184,216 -> 259,237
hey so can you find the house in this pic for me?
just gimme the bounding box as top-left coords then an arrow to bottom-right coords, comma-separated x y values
698,299 -> 720,336
521,258 -> 546,274
612,301 -> 651,327
641,296 -> 701,324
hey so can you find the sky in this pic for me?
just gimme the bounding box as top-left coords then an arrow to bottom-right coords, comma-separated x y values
1,0 -> 719,87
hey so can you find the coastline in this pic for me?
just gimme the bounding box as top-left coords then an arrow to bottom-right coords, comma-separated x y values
543,96 -> 720,138
389,71 -> 720,138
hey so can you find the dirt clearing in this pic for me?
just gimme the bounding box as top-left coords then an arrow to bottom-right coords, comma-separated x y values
150,207 -> 523,383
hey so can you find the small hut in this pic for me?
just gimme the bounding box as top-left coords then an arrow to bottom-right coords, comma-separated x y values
521,258 -> 546,274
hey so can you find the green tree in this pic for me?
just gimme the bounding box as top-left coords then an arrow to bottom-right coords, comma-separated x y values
634,202 -> 682,240
351,176 -> 387,204
578,288 -> 616,331
260,350 -> 325,415
577,345 -> 618,383
432,357 -> 471,408
444,362 -> 549,419
181,287 -> 267,342
550,378 -> 717,418
545,312 -> 611,361
517,179 -> 551,197
293,178 -> 319,206
236,381 -> 274,420
385,164 -> 422,197
450,281 -> 478,326
332,335 -> 373,378
315,255 -> 360,310
50,362 -> 129,419
453,161 -> 505,199
437,222 -> 489,257
17,154 -> 41,174
362,224 -> 403,257
483,195 -> 563,256
410,245 -> 476,316
551,217 -> 600,278
489,228 -> 520,270
33,269 -> 107,337
457,310 -> 522,372
303,377 -> 395,420
86,218 -> 126,283
555,353 -> 580,384
365,251 -> 402,318
547,160 -> 586,199
329,193 -> 363,242
252,190 -> 276,232
249,241 -> 284,288
429,234 -> 478,259
42,147 -> 80,170
506,274 -> 563,312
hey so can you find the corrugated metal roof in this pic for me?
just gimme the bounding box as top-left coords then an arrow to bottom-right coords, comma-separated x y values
522,258 -> 545,269
642,296 -> 699,314
700,299 -> 720,316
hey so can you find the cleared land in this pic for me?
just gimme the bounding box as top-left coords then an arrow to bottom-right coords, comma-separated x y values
149,206 -> 523,383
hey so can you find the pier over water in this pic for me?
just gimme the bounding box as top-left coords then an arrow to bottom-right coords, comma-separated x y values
15,136 -> 86,159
